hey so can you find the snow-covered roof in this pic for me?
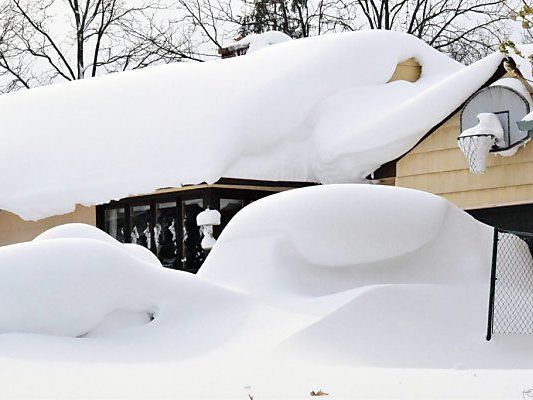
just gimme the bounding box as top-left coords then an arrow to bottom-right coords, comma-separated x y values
492,77 -> 533,104
227,31 -> 292,54
0,30 -> 506,220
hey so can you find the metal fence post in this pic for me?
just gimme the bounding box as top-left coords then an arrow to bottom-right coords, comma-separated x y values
486,227 -> 499,341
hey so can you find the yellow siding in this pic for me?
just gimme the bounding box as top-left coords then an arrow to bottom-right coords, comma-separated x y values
0,205 -> 96,246
396,111 -> 533,210
388,58 -> 422,83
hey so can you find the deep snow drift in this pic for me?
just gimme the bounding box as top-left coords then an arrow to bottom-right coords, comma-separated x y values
200,184 -> 517,369
0,223 -> 309,362
4,184 -> 533,397
2,185 -> 532,369
0,30 -> 505,220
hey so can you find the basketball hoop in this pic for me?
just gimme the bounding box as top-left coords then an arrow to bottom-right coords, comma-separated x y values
458,134 -> 495,174
458,113 -> 504,174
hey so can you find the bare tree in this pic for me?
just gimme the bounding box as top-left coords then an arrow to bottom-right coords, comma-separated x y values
323,0 -> 509,63
166,0 -> 241,55
161,0 -> 341,56
0,0 -> 511,92
236,0 -> 341,38
186,0 -> 508,64
501,3 -> 533,68
0,2 -> 32,90
0,0 -> 202,92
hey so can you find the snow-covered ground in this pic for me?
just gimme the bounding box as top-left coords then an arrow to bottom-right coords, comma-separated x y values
2,184 -> 533,399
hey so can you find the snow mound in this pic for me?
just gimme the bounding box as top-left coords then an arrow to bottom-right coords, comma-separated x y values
0,30 -> 504,220
122,243 -> 162,267
0,223 -> 310,361
34,222 -> 119,244
200,184 -> 493,302
0,225 -> 166,337
238,31 -> 292,53
205,185 -> 449,267
4,185 -> 533,398
201,185 -> 533,370
35,223 -> 162,267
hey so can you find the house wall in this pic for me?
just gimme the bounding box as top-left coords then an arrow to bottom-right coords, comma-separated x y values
389,58 -> 422,83
0,205 -> 96,246
396,111 -> 533,210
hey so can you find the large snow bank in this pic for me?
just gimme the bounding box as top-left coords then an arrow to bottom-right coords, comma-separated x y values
3,184 -> 533,398
200,184 -> 492,302
0,223 -> 165,337
0,30 -> 504,220
199,185 -> 530,369
0,222 -> 310,361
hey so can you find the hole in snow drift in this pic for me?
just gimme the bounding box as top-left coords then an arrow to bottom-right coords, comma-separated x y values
388,57 -> 421,83
77,310 -> 155,338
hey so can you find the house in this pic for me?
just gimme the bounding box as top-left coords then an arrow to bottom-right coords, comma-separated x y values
218,31 -> 292,58
0,33 -> 427,273
392,67 -> 533,233
0,30 -> 529,272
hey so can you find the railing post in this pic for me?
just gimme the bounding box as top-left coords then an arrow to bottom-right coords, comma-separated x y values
486,227 -> 499,341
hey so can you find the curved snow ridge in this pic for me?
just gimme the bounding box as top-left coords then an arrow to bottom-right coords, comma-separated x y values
212,185 -> 451,265
0,224 -> 237,339
199,184 -> 493,299
0,238 -> 159,337
236,31 -> 292,53
0,223 -> 315,362
35,223 -> 164,267
312,52 -> 503,182
0,184 -> 520,374
273,283 -> 495,368
0,30 -> 501,220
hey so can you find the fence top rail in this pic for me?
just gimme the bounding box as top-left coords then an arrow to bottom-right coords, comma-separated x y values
495,227 -> 533,238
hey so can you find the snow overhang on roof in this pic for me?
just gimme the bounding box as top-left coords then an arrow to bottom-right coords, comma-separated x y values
0,30 -> 505,220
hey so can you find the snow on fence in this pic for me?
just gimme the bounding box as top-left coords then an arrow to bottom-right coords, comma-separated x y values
487,228 -> 533,340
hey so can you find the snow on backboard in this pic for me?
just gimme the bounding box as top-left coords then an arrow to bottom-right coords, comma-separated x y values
461,85 -> 531,151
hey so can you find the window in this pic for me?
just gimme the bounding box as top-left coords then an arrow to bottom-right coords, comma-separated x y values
181,199 -> 205,273
469,204 -> 533,233
219,198 -> 245,233
104,208 -> 126,242
97,186 -> 290,272
155,201 -> 179,269
130,204 -> 152,249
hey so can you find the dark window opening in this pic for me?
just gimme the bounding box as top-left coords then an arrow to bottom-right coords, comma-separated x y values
104,208 -> 126,243
155,201 -> 179,269
181,198 -> 205,273
218,198 -> 245,237
468,204 -> 533,234
130,204 -> 152,249
96,186 -> 287,273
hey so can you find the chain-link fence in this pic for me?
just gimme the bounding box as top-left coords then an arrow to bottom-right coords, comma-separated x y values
487,228 -> 533,340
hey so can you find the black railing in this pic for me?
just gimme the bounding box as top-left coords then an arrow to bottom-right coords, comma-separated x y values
487,228 -> 533,340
